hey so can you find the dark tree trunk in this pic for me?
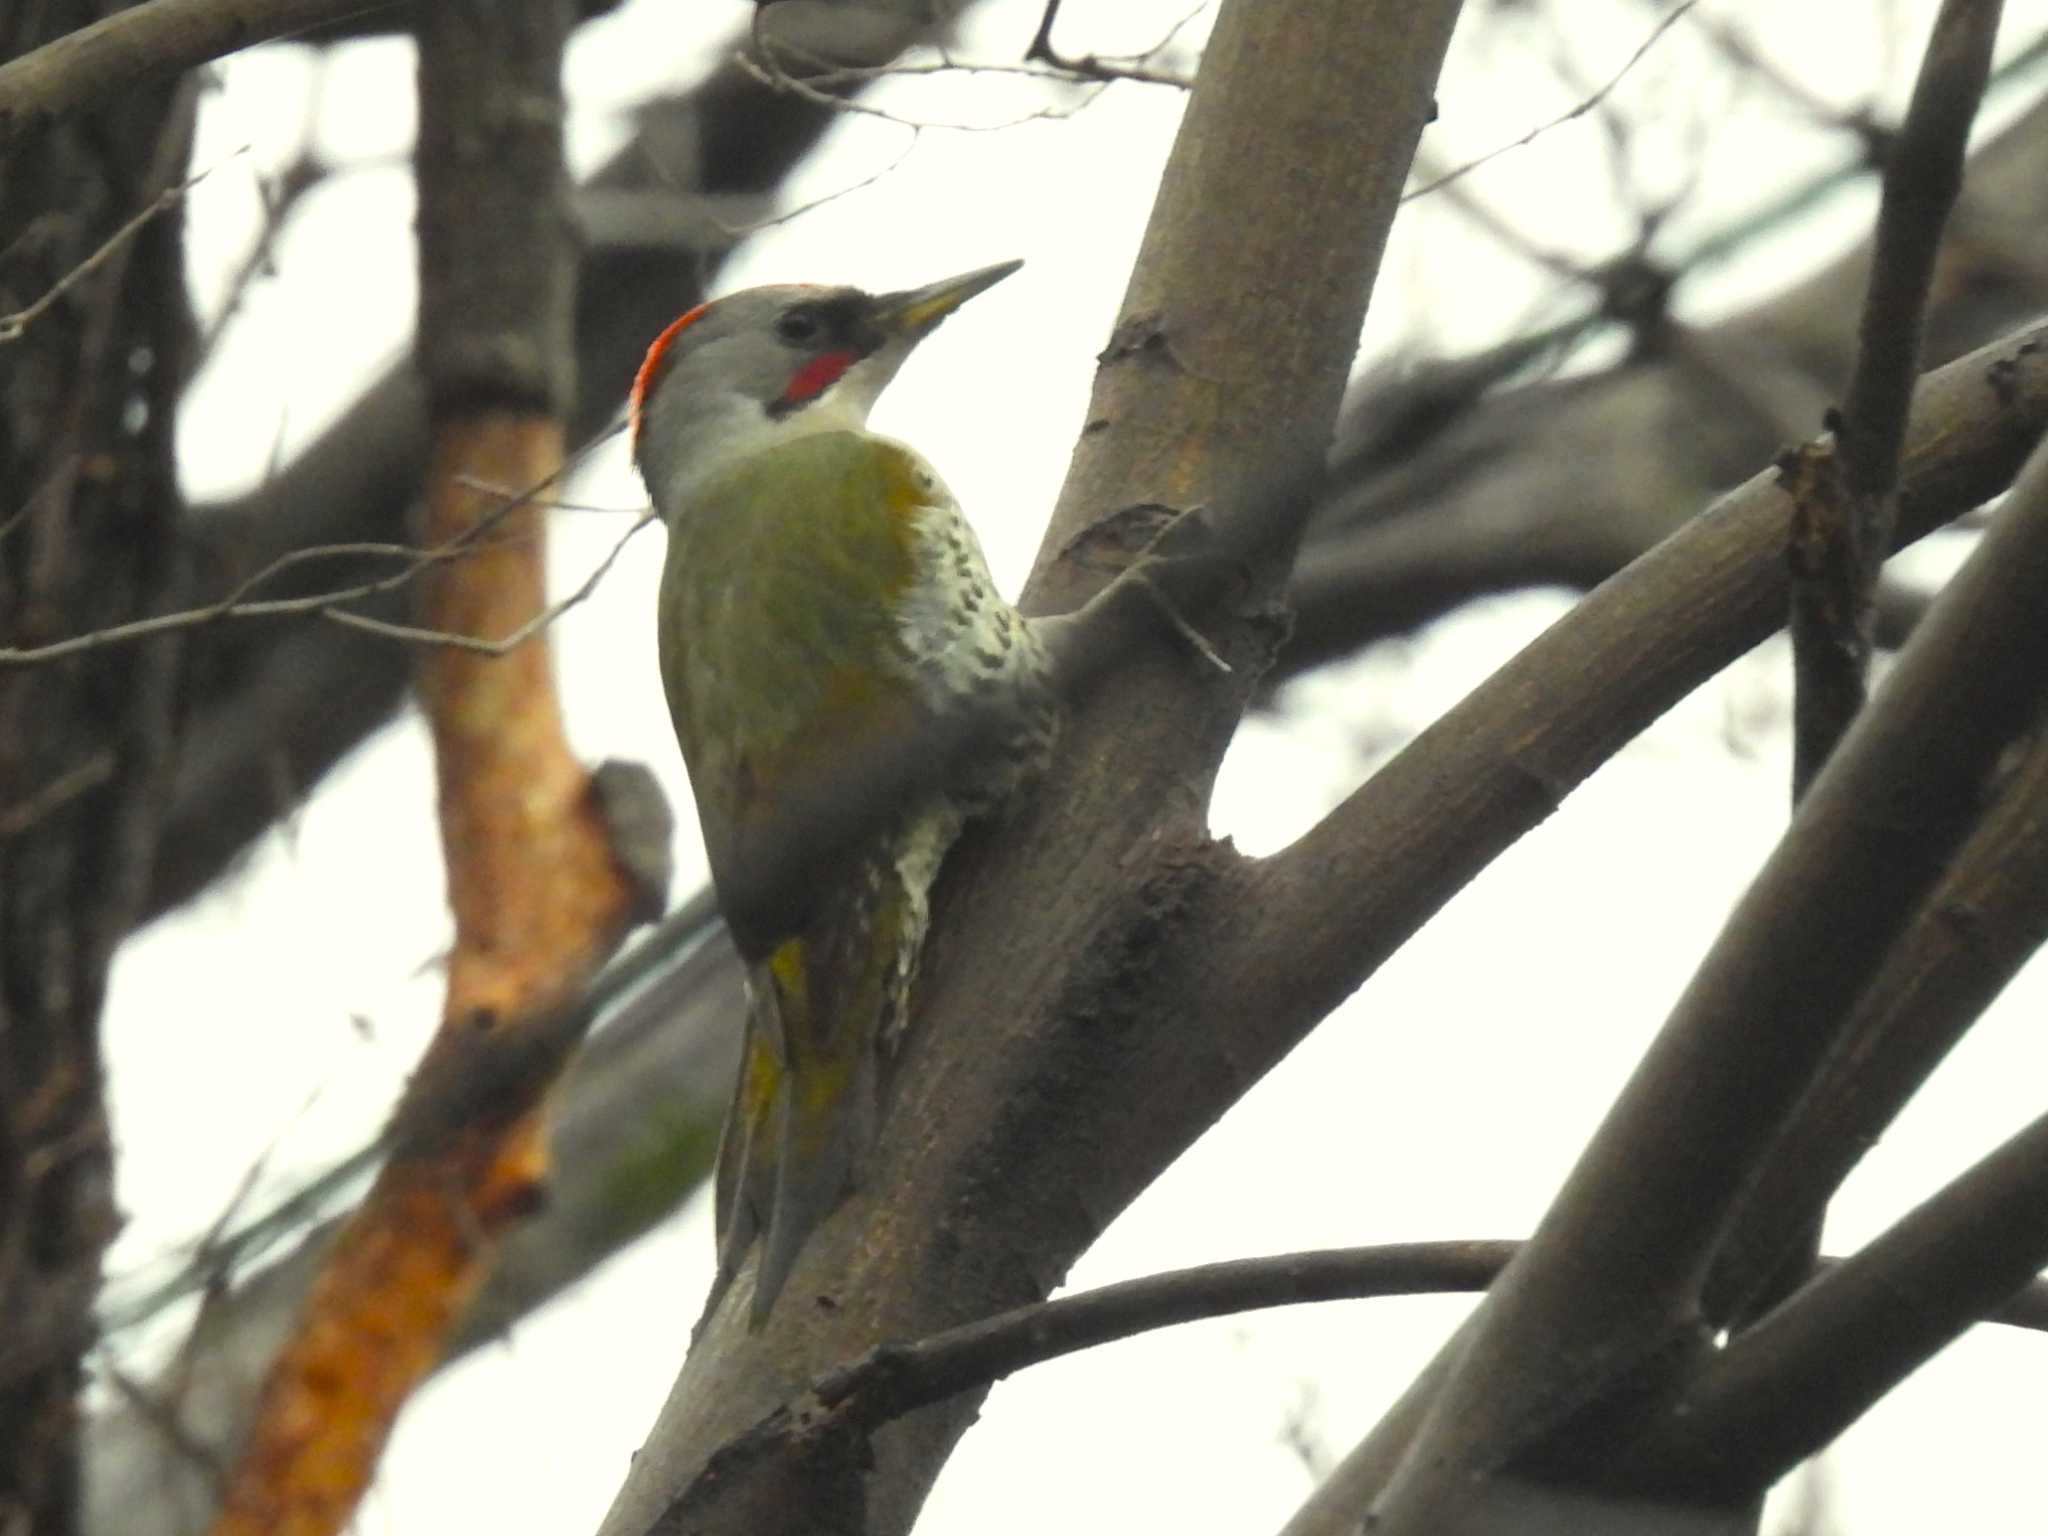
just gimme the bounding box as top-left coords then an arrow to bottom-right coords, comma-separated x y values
0,5 -> 194,1527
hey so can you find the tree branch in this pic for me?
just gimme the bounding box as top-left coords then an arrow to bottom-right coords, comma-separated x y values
1211,315 -> 2048,1182
202,5 -> 654,1532
0,0 -> 405,148
1623,1103 -> 2048,1494
1789,0 -> 1999,798
1704,693 -> 2048,1323
632,1229 -> 2048,1532
1357,399 -> 2048,1532
1280,77 -> 2048,684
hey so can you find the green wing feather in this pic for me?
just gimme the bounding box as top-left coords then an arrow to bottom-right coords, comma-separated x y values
663,432 -> 953,1327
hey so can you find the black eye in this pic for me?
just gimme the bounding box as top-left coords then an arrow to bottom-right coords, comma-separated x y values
776,309 -> 822,345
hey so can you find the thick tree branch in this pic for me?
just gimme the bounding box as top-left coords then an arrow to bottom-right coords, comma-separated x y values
1355,397 -> 2048,1532
1212,317 -> 2048,1173
1624,1103 -> 2048,1494
1704,702 -> 2048,1323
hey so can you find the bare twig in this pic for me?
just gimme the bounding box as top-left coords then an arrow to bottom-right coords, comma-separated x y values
102,1367 -> 227,1492
319,510 -> 655,654
1691,9 -> 1891,160
0,753 -> 115,837
742,0 -> 1199,130
0,165 -> 220,343
1021,0 -> 1200,88
1789,0 -> 2000,799
196,144 -> 330,363
1403,0 -> 1702,204
0,429 -> 627,667
736,44 -> 1115,132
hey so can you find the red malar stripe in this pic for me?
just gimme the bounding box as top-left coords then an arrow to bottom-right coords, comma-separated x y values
780,349 -> 858,409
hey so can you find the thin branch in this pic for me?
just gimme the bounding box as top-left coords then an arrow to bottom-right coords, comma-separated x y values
0,752 -> 115,838
1690,10 -> 1890,160
741,0 -> 1200,130
634,1231 -> 2048,1507
0,164 -> 220,343
736,44 -> 1115,133
814,1244 -> 1512,1427
0,0 -> 405,148
795,1237 -> 2048,1435
318,510 -> 655,655
196,142 -> 329,364
0,430 -> 626,666
1790,0 -> 2000,798
98,890 -> 728,1344
1021,0 -> 1202,88
1403,0 -> 1702,204
1839,0 -> 1998,538
101,1367 -> 226,1494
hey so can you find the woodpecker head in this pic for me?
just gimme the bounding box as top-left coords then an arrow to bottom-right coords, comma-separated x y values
631,260 -> 1021,518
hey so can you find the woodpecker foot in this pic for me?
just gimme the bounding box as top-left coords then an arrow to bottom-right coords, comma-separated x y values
1034,502 -> 1238,695
1131,504 -> 1229,673
1132,568 -> 1231,674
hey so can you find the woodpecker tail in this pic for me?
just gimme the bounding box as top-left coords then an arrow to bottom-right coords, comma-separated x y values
752,931 -> 883,1327
705,845 -> 943,1330
701,982 -> 786,1328
698,814 -> 963,1332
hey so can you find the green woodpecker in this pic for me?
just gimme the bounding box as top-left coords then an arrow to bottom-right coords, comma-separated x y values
631,262 -> 1057,1326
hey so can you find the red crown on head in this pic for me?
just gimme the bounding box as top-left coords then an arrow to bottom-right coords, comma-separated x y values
629,301 -> 711,457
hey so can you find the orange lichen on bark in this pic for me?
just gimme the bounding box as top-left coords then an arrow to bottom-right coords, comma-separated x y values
208,413 -> 643,1536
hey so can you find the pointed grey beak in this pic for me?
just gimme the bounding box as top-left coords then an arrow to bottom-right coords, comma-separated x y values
875,259 -> 1023,339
